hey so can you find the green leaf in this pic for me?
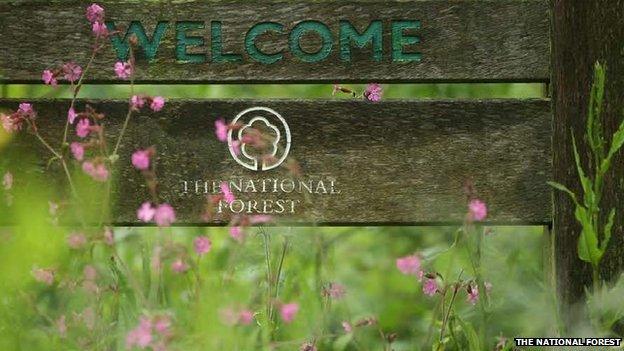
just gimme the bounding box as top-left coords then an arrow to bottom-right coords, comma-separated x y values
601,208 -> 616,253
547,181 -> 578,204
604,118 -> 624,165
457,317 -> 481,351
575,206 -> 601,265
572,134 -> 595,208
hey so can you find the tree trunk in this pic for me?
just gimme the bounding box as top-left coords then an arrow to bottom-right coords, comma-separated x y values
551,0 -> 624,314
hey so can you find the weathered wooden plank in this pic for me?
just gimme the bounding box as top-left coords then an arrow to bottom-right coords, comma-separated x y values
0,1 -> 549,84
0,98 -> 552,225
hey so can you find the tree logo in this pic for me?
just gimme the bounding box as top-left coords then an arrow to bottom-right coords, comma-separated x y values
228,107 -> 291,171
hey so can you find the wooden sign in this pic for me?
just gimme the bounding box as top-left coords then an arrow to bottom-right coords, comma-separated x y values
2,99 -> 552,225
0,1 -> 549,83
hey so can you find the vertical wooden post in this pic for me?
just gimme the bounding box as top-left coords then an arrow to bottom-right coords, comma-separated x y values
551,0 -> 624,309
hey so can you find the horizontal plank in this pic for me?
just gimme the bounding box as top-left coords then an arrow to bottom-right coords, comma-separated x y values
0,98 -> 552,225
0,1 -> 549,84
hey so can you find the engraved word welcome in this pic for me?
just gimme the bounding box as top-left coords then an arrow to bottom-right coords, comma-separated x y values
105,20 -> 421,64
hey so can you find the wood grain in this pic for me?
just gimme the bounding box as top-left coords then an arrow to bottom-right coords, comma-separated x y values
0,1 -> 549,84
551,0 -> 624,312
0,98 -> 552,225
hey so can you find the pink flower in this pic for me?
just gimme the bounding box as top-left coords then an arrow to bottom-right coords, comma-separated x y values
131,149 -> 150,170
130,95 -> 145,110
126,317 -> 153,349
279,303 -> 299,323
67,107 -> 77,124
91,163 -> 109,182
104,227 -> 115,245
137,202 -> 155,222
215,118 -> 228,142
220,182 -> 235,204
150,97 -> 165,112
250,215 -> 273,224
364,83 -> 382,102
83,265 -> 97,280
171,258 -> 189,273
238,310 -> 254,325
230,140 -> 241,155
153,315 -> 171,336
1,114 -> 15,133
323,282 -> 346,299
2,171 -> 13,190
469,199 -> 487,221
76,118 -> 91,138
229,226 -> 244,243
32,267 -> 54,285
92,21 -> 108,37
467,284 -> 479,305
67,232 -> 87,249
56,315 -> 67,337
396,255 -> 421,275
62,62 -> 82,83
194,236 -> 212,255
86,3 -> 104,23
18,103 -> 34,117
114,61 -> 133,79
154,203 -> 176,227
342,321 -> 353,333
42,70 -> 57,86
423,278 -> 438,297
81,161 -> 107,181
70,142 -> 84,161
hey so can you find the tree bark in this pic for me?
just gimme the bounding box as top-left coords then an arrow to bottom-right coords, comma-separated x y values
551,0 -> 624,311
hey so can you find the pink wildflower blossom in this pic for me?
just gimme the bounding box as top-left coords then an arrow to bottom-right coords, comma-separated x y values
423,278 -> 438,296
130,95 -> 145,110
229,226 -> 244,243
131,149 -> 150,170
104,227 -> 115,245
230,140 -> 241,155
67,107 -> 77,124
469,199 -> 487,221
76,118 -> 91,138
280,303 -> 299,323
62,62 -> 82,83
1,113 -> 14,133
250,215 -> 273,224
126,317 -> 153,349
323,282 -> 346,299
137,202 -> 155,222
171,258 -> 189,273
88,163 -> 109,182
467,284 -> 479,305
32,267 -> 54,285
42,70 -> 57,86
239,310 -> 254,325
150,96 -> 165,112
220,182 -> 235,204
364,83 -> 382,102
83,265 -> 97,281
18,103 -> 34,117
154,203 -> 176,227
114,61 -> 133,79
86,3 -> 105,23
153,315 -> 171,336
56,315 -> 67,337
342,321 -> 353,333
215,118 -> 228,142
67,232 -> 87,249
70,142 -> 84,161
396,255 -> 421,275
194,236 -> 212,255
2,171 -> 13,190
92,21 -> 108,37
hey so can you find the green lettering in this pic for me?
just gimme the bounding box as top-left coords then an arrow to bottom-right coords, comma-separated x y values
175,21 -> 206,63
339,20 -> 382,62
245,22 -> 284,64
211,21 -> 242,63
106,21 -> 169,62
289,21 -> 333,63
391,20 -> 421,62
